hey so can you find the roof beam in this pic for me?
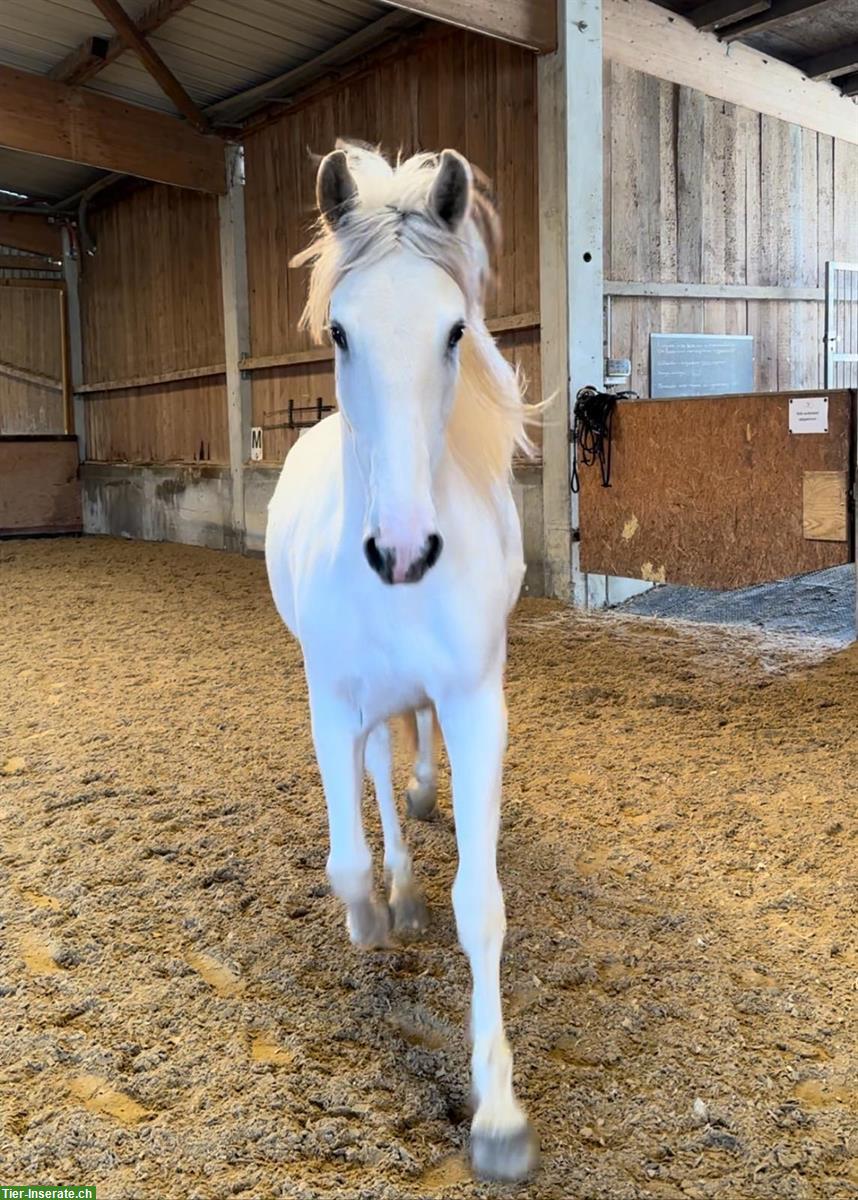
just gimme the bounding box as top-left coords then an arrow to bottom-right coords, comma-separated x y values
49,0 -> 195,86
719,0 -> 835,40
604,0 -> 858,146
378,0 -> 556,52
48,36 -> 109,83
0,253 -> 61,271
88,0 -> 211,132
0,213 -> 63,256
799,41 -> 858,80
690,0 -> 770,33
0,64 -> 226,193
206,10 -> 420,123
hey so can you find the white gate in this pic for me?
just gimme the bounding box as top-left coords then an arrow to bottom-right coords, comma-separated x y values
825,261 -> 858,387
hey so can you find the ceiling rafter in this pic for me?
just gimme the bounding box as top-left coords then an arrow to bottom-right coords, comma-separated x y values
88,0 -> 211,132
49,0 -> 195,87
718,0 -> 837,40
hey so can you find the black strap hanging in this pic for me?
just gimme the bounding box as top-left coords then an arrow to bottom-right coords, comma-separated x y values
570,386 -> 636,493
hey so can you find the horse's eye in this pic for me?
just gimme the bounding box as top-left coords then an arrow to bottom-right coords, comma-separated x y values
447,321 -> 466,351
330,322 -> 348,351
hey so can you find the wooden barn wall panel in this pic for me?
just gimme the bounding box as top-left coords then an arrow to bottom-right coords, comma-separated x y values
0,287 -> 63,434
579,390 -> 854,588
85,378 -> 229,465
79,185 -> 227,463
243,27 -> 539,464
606,64 -> 858,396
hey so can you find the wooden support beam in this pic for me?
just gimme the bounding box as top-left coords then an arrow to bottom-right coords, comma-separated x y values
379,0 -> 556,51
604,0 -> 858,146
718,0 -> 833,40
88,0 -> 211,133
206,10 -> 420,122
77,363 -> 225,394
799,41 -> 858,81
690,0 -> 769,32
218,145 -> 252,548
0,213 -> 62,256
0,65 -> 226,193
605,281 -> 824,300
59,289 -> 74,435
50,0 -> 195,86
0,254 -> 61,271
48,36 -> 109,83
0,277 -> 64,290
0,358 -> 62,391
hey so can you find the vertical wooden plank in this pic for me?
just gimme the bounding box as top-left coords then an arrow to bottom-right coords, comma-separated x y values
677,86 -> 705,284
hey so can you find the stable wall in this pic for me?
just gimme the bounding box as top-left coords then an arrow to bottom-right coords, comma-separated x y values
80,185 -> 227,463
605,62 -> 858,395
0,277 -> 64,434
242,23 -> 540,467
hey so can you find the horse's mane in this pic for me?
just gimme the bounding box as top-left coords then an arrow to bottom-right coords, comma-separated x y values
291,140 -> 535,488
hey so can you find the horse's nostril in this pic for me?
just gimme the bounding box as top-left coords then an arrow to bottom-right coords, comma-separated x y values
364,536 -> 395,584
404,533 -> 444,584
424,533 -> 443,570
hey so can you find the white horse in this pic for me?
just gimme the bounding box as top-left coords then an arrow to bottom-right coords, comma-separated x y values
265,140 -> 537,1181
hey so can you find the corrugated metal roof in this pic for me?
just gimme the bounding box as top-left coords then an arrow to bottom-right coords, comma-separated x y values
0,0 -> 391,201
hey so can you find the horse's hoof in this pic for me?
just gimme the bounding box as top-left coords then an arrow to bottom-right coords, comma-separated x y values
406,778 -> 437,821
347,897 -> 392,949
391,883 -> 430,935
470,1121 -> 539,1182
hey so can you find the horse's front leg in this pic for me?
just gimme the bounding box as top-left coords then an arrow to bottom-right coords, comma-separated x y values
309,688 -> 390,948
437,678 -> 538,1182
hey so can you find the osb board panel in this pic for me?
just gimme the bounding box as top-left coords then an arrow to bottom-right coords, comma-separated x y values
243,28 -> 538,360
85,377 -> 229,465
579,390 -> 854,588
0,438 -> 81,533
803,471 -> 848,542
80,185 -> 223,383
604,63 -> 858,397
251,328 -> 542,466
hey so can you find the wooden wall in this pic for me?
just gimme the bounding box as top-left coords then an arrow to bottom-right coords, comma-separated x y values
0,284 -> 64,434
80,185 -> 228,463
604,62 -> 858,395
243,24 -> 540,464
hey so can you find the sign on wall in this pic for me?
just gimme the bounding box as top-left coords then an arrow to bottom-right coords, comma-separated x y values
250,427 -> 263,461
789,396 -> 829,434
650,334 -> 754,398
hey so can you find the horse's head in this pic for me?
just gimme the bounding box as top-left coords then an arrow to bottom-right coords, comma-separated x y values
296,142 -> 493,585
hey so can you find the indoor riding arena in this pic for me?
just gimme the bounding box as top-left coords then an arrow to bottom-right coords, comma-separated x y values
1,2 -> 856,1199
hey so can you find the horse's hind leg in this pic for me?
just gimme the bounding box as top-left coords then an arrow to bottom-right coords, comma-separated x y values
310,689 -> 390,949
406,706 -> 438,820
366,722 -> 429,935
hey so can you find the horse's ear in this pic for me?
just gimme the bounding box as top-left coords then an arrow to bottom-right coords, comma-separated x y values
316,149 -> 357,229
428,149 -> 472,232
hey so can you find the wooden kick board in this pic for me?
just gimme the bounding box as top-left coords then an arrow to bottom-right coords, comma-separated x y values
578,390 -> 854,589
0,436 -> 82,536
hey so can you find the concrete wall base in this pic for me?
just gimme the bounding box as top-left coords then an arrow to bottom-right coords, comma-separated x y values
81,461 -> 547,597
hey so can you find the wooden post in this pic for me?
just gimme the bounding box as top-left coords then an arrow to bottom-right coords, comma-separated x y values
218,143 -> 252,551
62,227 -> 86,458
58,288 -> 74,437
538,0 -> 604,606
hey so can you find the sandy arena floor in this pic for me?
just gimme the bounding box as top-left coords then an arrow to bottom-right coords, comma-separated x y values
0,537 -> 856,1200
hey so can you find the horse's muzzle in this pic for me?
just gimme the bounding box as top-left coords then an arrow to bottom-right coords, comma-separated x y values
364,532 -> 443,585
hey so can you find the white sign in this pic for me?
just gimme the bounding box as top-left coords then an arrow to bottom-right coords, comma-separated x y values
789,396 -> 828,435
250,426 -> 263,461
